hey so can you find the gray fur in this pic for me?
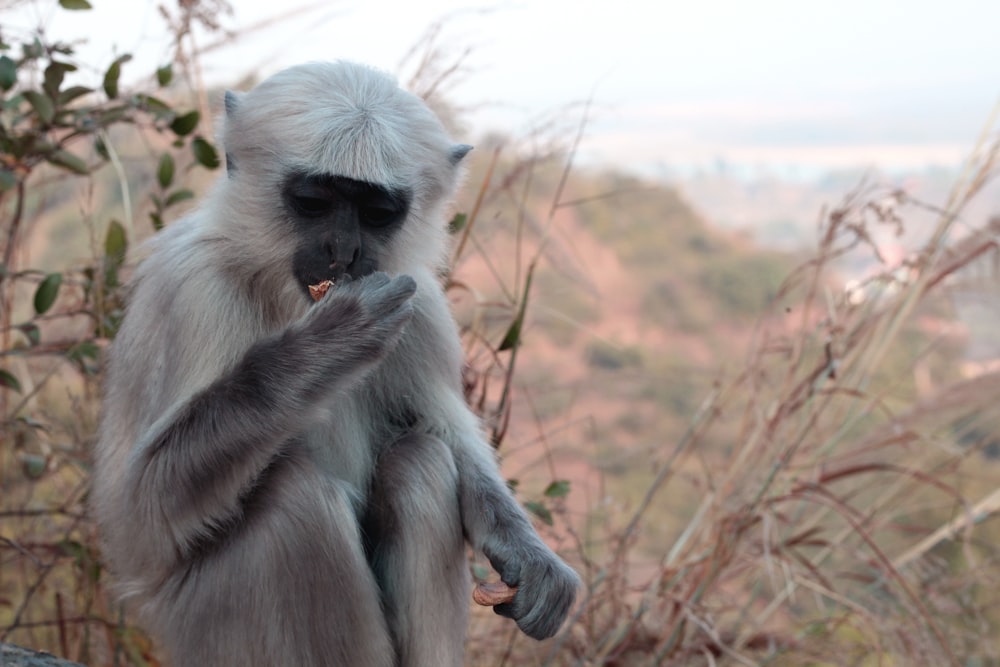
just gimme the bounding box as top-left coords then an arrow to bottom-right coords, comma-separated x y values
91,61 -> 579,667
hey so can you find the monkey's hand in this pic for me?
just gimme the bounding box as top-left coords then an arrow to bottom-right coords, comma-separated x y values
484,543 -> 580,640
295,272 -> 416,379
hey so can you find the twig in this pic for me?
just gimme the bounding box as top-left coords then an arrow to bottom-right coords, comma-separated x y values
894,487 -> 1000,570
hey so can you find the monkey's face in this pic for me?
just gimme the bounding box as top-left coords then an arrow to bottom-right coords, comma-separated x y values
282,171 -> 411,298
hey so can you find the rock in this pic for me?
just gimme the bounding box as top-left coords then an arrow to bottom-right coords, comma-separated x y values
0,643 -> 85,667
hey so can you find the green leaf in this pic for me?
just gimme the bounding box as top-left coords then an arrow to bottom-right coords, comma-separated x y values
59,0 -> 93,9
164,189 -> 194,208
99,311 -> 121,341
22,38 -> 44,61
0,369 -> 21,393
17,322 -> 41,346
0,55 -> 16,91
103,63 -> 119,99
498,264 -> 535,351
33,273 -> 62,315
498,313 -> 522,352
448,212 -> 468,235
22,454 -> 47,479
543,480 -> 571,499
23,90 -> 54,124
94,136 -> 109,160
149,212 -> 164,231
156,64 -> 173,87
103,55 -> 131,100
192,136 -> 220,169
157,152 -> 174,189
81,266 -> 95,300
169,110 -> 200,137
104,219 -> 127,265
68,340 -> 100,362
94,106 -> 126,126
58,539 -> 87,560
58,85 -> 92,105
524,501 -> 553,526
46,149 -> 89,175
27,136 -> 54,154
43,61 -> 75,98
0,168 -> 16,192
136,93 -> 171,116
57,540 -> 101,581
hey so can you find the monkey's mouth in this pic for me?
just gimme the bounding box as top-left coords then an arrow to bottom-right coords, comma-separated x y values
297,265 -> 345,297
295,258 -> 375,300
301,266 -> 362,301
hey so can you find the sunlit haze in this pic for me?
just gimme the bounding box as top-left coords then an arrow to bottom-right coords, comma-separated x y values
7,0 -> 1000,176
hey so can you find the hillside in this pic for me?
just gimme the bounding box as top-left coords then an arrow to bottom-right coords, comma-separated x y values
444,155 -> 805,541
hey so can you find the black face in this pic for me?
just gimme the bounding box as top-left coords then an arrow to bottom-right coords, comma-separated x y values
282,172 -> 410,297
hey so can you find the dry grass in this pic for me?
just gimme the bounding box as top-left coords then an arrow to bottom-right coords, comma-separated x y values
456,112 -> 1000,666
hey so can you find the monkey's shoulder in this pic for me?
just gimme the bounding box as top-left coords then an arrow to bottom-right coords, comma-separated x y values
109,231 -> 270,411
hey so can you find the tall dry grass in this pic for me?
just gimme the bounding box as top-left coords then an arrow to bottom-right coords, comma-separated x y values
457,113 -> 1000,666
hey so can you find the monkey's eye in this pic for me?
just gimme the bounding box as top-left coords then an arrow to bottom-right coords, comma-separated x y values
360,206 -> 400,227
291,195 -> 332,217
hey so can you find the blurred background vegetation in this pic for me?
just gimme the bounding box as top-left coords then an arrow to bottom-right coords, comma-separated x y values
2,1 -> 1000,666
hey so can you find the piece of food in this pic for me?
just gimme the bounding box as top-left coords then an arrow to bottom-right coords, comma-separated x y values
308,279 -> 335,302
472,581 -> 517,606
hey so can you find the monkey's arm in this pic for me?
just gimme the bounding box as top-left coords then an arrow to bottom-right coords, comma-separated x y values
450,423 -> 580,640
122,273 -> 415,565
402,286 -> 580,640
128,328 -> 327,559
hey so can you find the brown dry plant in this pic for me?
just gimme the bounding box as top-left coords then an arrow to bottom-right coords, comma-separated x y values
470,111 -> 1000,666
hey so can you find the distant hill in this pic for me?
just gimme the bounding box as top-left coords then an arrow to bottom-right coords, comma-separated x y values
675,164 -> 1000,253
448,155 -> 803,520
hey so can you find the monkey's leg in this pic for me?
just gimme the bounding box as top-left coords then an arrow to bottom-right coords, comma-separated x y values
153,456 -> 395,667
365,434 -> 469,667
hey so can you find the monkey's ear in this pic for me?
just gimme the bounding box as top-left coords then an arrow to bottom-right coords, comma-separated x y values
450,144 -> 473,165
223,91 -> 243,177
224,90 -> 242,117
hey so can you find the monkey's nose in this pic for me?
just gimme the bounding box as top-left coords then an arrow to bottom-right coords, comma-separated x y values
327,262 -> 348,282
328,247 -> 361,280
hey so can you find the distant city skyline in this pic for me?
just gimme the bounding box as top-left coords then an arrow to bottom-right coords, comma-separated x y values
7,0 -> 1000,175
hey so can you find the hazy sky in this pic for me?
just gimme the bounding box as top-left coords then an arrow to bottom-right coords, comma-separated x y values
8,0 -> 1000,174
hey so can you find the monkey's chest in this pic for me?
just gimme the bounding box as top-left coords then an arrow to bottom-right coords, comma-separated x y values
302,392 -> 419,495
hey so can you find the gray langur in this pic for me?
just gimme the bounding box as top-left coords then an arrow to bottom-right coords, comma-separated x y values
90,61 -> 580,667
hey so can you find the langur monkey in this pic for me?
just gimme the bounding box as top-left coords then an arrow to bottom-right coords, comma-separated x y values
90,61 -> 579,666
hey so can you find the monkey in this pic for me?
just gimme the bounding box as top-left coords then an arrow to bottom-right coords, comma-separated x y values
89,61 -> 579,667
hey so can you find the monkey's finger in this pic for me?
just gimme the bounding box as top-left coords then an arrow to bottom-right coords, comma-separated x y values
387,274 -> 417,298
359,271 -> 391,289
365,275 -> 417,315
473,581 -> 517,606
